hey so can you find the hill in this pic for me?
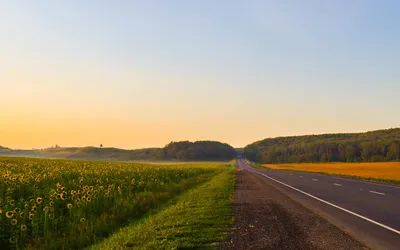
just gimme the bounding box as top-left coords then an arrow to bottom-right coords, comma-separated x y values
244,128 -> 400,163
0,141 -> 236,162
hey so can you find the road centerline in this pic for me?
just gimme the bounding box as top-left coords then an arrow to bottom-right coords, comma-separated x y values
333,183 -> 342,186
369,191 -> 385,196
246,168 -> 400,236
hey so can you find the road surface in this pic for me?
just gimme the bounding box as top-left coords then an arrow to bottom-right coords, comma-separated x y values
237,158 -> 400,250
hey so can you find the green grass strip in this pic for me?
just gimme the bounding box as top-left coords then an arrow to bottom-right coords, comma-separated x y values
90,166 -> 235,250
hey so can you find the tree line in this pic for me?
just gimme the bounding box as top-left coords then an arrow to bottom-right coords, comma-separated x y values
0,141 -> 237,162
244,128 -> 400,164
159,141 -> 236,161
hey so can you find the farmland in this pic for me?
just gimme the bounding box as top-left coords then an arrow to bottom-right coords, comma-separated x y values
0,156 -> 234,249
263,162 -> 400,183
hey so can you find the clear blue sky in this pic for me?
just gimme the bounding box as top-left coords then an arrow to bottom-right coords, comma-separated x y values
1,1 -> 399,149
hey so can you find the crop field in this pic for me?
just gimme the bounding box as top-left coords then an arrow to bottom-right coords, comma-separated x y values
264,162 -> 400,182
0,156 -> 234,249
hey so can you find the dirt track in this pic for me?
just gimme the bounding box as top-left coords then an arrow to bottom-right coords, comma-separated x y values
223,169 -> 368,250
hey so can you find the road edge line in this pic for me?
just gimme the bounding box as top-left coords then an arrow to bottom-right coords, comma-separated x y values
247,169 -> 400,235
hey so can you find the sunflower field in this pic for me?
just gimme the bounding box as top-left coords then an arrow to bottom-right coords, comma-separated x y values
0,156 -> 225,249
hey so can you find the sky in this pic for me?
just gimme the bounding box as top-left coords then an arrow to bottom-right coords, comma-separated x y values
1,0 -> 400,149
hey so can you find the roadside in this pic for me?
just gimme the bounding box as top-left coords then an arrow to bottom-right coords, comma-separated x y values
90,166 -> 235,249
223,168 -> 367,250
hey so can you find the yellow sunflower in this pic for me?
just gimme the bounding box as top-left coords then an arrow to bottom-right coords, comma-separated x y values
36,197 -> 43,204
6,211 -> 14,218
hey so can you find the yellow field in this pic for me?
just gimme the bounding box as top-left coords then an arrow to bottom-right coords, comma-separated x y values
264,162 -> 400,181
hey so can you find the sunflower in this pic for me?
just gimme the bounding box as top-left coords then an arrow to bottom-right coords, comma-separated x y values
6,211 -> 14,218
14,208 -> 20,213
21,224 -> 27,231
67,203 -> 72,209
11,219 -> 17,225
86,197 -> 92,202
80,218 -> 86,223
19,212 -> 24,218
36,197 -> 43,204
29,213 -> 34,220
50,201 -> 54,207
9,237 -> 17,244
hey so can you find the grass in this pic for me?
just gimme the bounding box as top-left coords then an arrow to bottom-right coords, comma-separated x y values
0,156 -> 231,249
263,162 -> 400,184
90,166 -> 236,250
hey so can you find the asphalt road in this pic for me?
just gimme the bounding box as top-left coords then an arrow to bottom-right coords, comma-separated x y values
237,158 -> 400,250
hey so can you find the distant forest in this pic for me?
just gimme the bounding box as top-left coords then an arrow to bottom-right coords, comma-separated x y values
0,141 -> 236,162
161,141 -> 236,161
244,128 -> 400,164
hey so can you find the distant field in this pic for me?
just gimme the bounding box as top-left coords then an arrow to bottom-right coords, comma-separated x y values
0,156 -> 234,249
263,162 -> 400,183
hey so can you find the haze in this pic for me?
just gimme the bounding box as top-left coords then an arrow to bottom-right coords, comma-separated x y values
1,1 -> 399,149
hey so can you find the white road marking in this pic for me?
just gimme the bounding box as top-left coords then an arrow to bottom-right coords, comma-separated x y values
332,176 -> 400,189
299,176 -> 303,178
289,173 -> 293,175
333,183 -> 342,186
360,188 -> 363,191
370,191 -> 385,196
246,168 -> 400,236
312,178 -> 318,181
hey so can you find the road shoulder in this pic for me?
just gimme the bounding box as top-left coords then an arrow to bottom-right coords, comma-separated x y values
223,169 -> 367,250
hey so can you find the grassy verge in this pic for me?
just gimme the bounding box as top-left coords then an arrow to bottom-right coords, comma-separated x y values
90,166 -> 236,250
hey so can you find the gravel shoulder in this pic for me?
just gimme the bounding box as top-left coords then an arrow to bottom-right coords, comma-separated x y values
223,168 -> 368,250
